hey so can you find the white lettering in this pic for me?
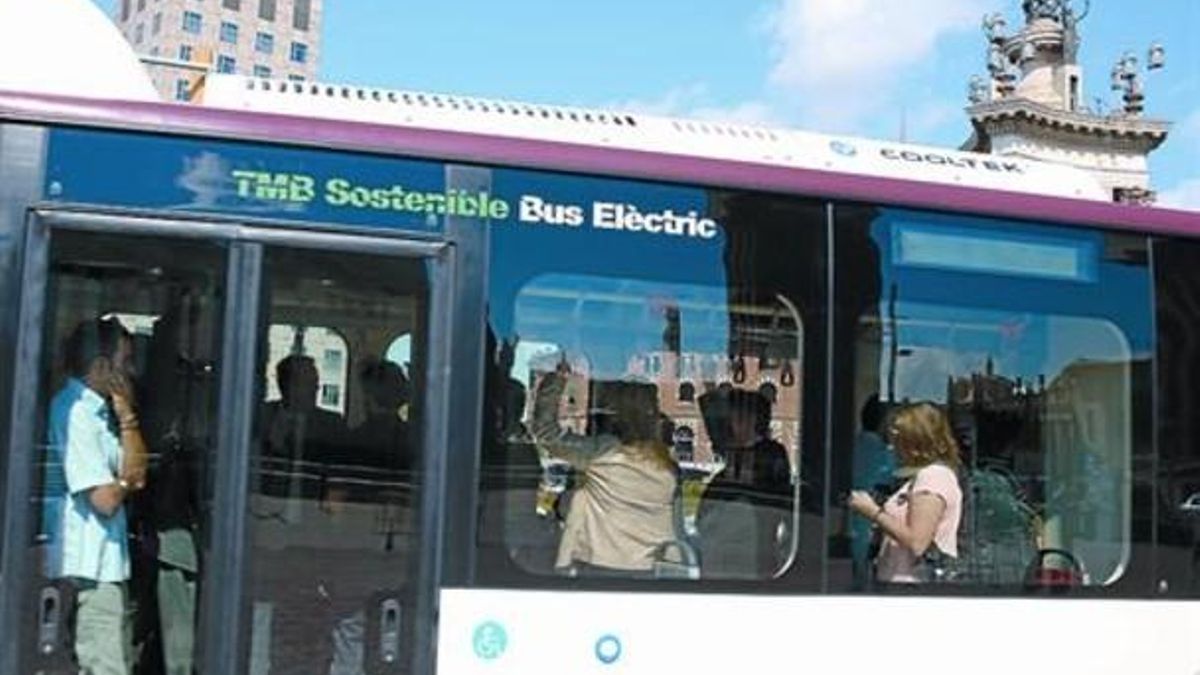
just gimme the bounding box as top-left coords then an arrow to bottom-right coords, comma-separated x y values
590,202 -> 720,240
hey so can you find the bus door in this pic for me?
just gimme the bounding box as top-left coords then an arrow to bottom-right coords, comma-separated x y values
2,211 -> 452,675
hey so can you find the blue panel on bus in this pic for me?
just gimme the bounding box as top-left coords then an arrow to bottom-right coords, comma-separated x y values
44,128 -> 456,233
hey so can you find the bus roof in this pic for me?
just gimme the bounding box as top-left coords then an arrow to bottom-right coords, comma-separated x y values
1,84 -> 1197,238
202,75 -> 1107,203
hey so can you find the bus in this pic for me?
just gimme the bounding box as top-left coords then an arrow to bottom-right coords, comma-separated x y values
3,65 -> 1200,675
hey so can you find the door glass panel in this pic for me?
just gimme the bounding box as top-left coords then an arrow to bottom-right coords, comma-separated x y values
25,230 -> 225,674
246,248 -> 427,674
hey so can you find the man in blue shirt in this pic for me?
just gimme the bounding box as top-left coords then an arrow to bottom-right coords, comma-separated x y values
849,395 -> 896,588
44,317 -> 148,675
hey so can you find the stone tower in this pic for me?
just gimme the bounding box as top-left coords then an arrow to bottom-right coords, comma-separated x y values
963,1 -> 1170,204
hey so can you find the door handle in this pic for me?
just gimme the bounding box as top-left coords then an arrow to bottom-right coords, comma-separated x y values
37,585 -> 64,656
378,597 -> 402,666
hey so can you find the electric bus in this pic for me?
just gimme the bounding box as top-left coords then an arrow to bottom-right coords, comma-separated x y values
3,43 -> 1200,675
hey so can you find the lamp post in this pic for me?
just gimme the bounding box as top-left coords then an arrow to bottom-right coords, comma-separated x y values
1111,43 -> 1166,117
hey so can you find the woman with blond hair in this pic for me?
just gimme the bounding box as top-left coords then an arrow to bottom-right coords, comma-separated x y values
529,367 -> 678,577
848,402 -> 963,584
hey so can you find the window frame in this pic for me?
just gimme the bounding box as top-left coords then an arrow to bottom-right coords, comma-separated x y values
254,31 -> 274,54
219,20 -> 239,45
289,41 -> 308,64
181,10 -> 202,34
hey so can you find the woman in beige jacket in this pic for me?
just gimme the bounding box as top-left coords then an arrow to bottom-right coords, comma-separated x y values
531,368 -> 678,576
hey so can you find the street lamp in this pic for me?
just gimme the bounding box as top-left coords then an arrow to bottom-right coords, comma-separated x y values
1111,43 -> 1166,116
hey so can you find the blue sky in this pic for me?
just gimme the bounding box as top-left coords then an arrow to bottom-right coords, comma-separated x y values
96,0 -> 1199,209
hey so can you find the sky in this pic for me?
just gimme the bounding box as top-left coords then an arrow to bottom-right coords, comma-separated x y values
96,0 -> 1200,210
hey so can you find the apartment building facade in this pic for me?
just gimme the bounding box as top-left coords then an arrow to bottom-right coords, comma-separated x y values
114,0 -> 322,101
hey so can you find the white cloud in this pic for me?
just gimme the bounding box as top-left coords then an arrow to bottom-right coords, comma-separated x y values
604,84 -> 783,127
763,0 -> 989,129
1159,177 -> 1200,211
605,83 -> 711,118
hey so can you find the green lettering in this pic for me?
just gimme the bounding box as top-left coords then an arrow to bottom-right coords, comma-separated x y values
231,170 -> 262,198
489,199 -> 510,220
289,174 -> 316,202
325,178 -> 351,206
370,188 -> 390,209
424,193 -> 446,214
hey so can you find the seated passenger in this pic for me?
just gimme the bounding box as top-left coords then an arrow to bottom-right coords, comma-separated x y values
848,402 -> 963,584
350,358 -> 413,479
529,364 -> 678,576
261,354 -> 348,506
697,387 -> 792,578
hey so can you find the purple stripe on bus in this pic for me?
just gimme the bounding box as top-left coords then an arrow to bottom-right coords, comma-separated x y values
3,89 -> 1198,236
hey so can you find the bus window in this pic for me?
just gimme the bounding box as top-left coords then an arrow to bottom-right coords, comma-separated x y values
1151,238 -> 1200,597
477,185 -> 827,586
504,276 -> 801,581
834,206 -> 1153,592
385,333 -> 412,377
265,325 -> 349,416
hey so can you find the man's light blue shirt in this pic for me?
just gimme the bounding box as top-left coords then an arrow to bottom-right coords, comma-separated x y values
43,377 -> 129,582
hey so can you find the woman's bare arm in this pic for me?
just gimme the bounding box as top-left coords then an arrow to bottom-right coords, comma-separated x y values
849,489 -> 946,556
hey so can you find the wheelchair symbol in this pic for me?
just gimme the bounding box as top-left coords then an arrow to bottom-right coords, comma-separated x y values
472,620 -> 508,661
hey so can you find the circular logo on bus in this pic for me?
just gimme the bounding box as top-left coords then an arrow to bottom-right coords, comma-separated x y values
472,620 -> 508,661
595,634 -> 622,665
830,140 -> 858,157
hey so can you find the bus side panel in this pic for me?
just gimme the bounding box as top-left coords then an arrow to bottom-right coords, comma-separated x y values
0,122 -> 48,670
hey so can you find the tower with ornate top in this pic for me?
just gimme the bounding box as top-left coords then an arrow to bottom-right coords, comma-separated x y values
964,1 -> 1171,204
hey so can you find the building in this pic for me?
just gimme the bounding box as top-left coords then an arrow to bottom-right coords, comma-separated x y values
112,0 -> 322,102
963,0 -> 1170,204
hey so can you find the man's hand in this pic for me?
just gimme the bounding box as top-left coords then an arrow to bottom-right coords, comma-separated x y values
109,375 -> 148,491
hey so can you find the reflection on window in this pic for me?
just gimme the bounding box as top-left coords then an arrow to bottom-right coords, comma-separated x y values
873,305 -> 1132,585
843,211 -> 1149,591
384,333 -> 412,377
266,325 -> 348,415
503,274 -> 803,580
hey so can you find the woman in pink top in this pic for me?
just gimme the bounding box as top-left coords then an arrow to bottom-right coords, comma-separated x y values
848,402 -> 963,584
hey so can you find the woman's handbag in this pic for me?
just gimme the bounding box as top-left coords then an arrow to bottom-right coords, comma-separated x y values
914,545 -> 962,583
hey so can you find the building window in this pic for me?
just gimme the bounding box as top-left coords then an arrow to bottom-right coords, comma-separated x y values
179,44 -> 193,61
182,11 -> 202,34
134,23 -> 144,44
137,0 -> 146,11
220,21 -> 239,44
678,381 -> 696,403
217,55 -> 237,74
322,349 -> 343,372
255,31 -> 274,54
253,65 -> 272,78
175,79 -> 191,101
121,0 -> 131,21
258,0 -> 276,21
293,0 -> 311,31
287,74 -> 306,82
320,384 -> 341,408
289,41 -> 308,63
152,12 -> 161,34
222,0 -> 240,9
